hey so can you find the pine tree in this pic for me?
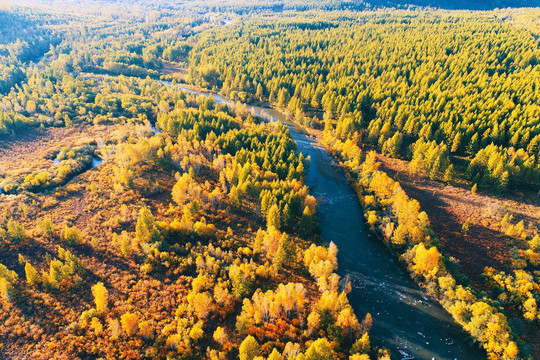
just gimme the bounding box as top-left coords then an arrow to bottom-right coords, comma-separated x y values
135,207 -> 158,243
277,88 -> 289,109
61,224 -> 82,245
7,219 -> 26,243
468,133 -> 479,154
25,262 -> 40,286
256,83 -> 264,100
299,206 -> 316,236
527,135 -> 539,157
273,233 -> 296,269
0,278 -> 14,304
305,338 -> 334,360
451,132 -> 462,153
388,131 -> 402,157
528,235 -> 539,251
120,232 -> 132,257
239,335 -> 260,360
462,217 -> 471,235
498,171 -> 510,193
351,333 -> 370,354
267,204 -> 281,230
253,229 -> 264,255
37,216 -> 56,237
443,164 -> 456,183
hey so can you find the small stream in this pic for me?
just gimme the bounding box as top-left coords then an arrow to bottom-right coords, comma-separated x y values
52,155 -> 103,168
171,85 -> 486,360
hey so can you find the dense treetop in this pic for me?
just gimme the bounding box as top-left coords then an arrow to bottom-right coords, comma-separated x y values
190,11 -> 540,191
0,1 -> 539,358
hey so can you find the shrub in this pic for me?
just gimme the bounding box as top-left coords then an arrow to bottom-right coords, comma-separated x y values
61,224 -> 83,245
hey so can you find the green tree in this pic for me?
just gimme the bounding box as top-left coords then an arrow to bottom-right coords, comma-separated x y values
25,262 -> 41,286
7,219 -> 26,243
305,338 -> 334,360
462,217 -> 471,235
387,131 -> 402,157
37,216 -> 56,237
267,204 -> 281,230
451,132 -> 462,153
277,88 -> 289,109
61,224 -> 83,245
239,335 -> 260,360
273,233 -> 296,269
498,171 -> 510,193
135,206 -> 159,243
443,164 -> 456,183
256,83 -> 264,100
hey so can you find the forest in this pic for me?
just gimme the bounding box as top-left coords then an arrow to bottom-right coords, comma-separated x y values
189,12 -> 540,193
1,0 -> 539,359
188,9 -> 540,359
0,52 -> 374,360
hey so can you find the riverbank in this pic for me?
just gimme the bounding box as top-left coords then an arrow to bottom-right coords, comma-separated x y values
190,85 -> 527,358
25,66 -> 495,358
166,82 -> 490,359
318,131 -> 520,359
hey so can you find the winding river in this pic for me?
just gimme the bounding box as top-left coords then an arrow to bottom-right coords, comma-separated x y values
2,15 -> 487,357
56,70 -> 484,358
175,86 -> 486,360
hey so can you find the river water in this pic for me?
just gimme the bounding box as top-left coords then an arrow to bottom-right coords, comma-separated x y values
173,86 -> 486,360
0,21 -> 489,359
53,71 -> 484,358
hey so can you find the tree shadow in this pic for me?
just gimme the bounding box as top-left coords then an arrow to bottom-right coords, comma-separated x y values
378,159 -> 514,285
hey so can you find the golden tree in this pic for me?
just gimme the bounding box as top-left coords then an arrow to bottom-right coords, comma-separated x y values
92,282 -> 108,313
121,312 -> 139,336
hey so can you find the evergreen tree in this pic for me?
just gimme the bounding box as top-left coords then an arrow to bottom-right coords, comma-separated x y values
387,131 -> 402,158
305,338 -> 334,360
443,164 -> 456,183
25,262 -> 40,286
267,204 -> 281,230
135,207 -> 159,243
451,132 -> 462,153
273,233 -> 296,269
239,335 -> 260,360
498,171 -> 510,193
462,217 -> 471,235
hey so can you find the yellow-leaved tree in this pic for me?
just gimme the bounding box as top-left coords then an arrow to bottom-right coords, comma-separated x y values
411,243 -> 442,280
92,282 -> 108,313
121,312 -> 139,336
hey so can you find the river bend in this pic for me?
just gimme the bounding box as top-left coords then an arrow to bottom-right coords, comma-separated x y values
174,86 -> 485,360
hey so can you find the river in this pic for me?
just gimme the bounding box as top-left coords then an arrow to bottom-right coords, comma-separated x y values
173,86 -> 486,360
54,71 -> 485,359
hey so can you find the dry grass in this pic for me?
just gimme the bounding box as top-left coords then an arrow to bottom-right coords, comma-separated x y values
0,126 -> 325,359
376,154 -> 540,285
374,154 -> 540,358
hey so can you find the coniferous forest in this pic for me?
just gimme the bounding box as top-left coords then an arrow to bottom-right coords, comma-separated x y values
0,1 -> 539,360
